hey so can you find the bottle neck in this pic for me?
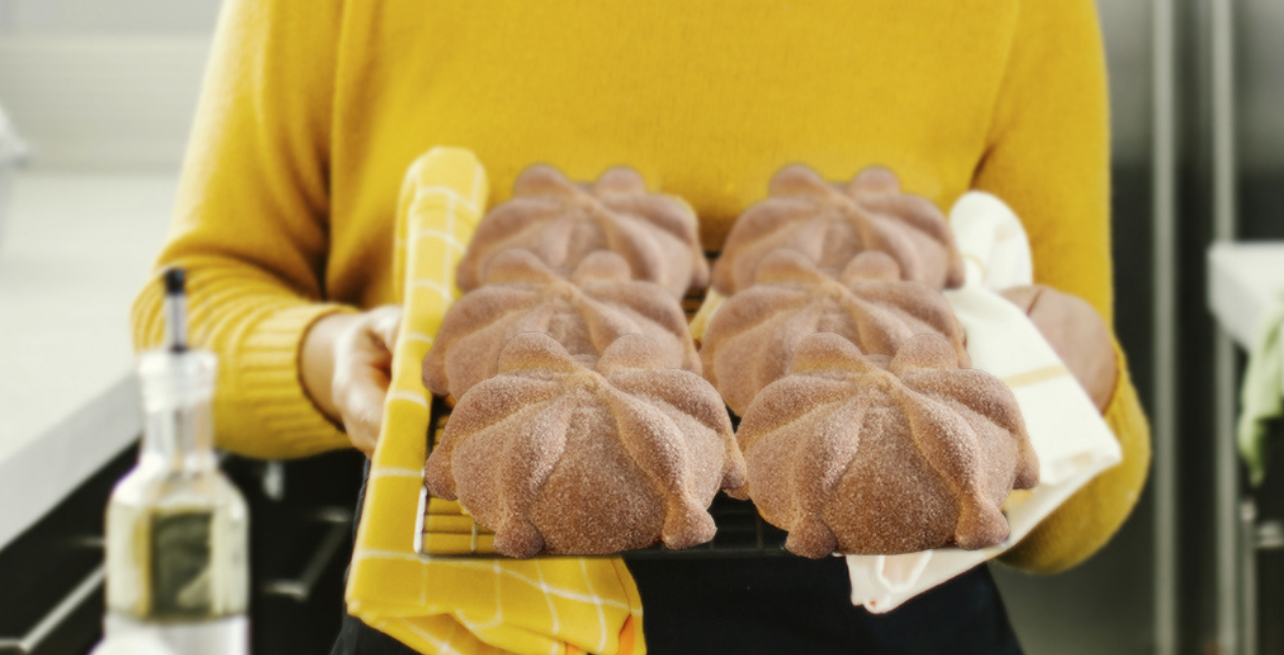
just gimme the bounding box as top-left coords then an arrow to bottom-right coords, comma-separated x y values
141,395 -> 217,475
137,348 -> 219,476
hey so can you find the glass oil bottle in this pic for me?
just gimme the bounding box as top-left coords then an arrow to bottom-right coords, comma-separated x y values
102,269 -> 249,654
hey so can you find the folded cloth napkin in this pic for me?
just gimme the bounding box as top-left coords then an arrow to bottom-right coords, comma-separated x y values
1237,292 -> 1284,486
845,192 -> 1124,613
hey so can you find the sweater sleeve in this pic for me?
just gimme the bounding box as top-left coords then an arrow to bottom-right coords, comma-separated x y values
131,0 -> 353,459
972,0 -> 1152,572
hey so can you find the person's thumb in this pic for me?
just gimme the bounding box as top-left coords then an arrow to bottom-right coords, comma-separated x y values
368,305 -> 403,352
338,363 -> 390,457
333,306 -> 401,457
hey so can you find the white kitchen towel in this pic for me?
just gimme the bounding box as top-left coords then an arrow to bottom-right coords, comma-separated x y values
846,192 -> 1124,613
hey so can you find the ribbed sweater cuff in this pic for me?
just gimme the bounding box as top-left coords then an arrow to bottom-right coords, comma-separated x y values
237,303 -> 357,458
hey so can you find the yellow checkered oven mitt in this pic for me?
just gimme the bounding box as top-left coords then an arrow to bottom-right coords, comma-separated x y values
345,147 -> 645,655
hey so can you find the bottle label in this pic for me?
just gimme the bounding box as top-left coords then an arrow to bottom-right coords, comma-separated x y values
150,511 -> 214,619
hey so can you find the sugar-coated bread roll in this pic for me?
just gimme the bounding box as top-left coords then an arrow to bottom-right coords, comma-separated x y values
736,333 -> 1037,558
457,165 -> 709,298
702,249 -> 969,415
424,333 -> 746,558
424,249 -> 699,400
713,165 -> 964,295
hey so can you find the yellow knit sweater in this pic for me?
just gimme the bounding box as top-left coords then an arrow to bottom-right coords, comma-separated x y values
132,0 -> 1149,640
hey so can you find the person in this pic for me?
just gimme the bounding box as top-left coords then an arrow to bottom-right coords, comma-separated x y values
131,0 -> 1150,653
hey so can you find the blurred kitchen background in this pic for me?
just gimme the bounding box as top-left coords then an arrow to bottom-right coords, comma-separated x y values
0,0 -> 1281,654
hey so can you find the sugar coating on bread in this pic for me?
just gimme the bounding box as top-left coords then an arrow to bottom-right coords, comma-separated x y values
701,249 -> 970,416
424,249 -> 701,400
736,333 -> 1038,558
457,165 -> 710,298
423,333 -> 746,558
712,165 -> 965,295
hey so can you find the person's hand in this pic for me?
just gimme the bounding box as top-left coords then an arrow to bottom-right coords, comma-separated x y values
999,285 -> 1117,413
301,306 -> 403,456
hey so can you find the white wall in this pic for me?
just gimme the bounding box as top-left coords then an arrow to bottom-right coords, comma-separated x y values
0,0 -> 216,169
0,0 -> 221,34
0,37 -> 211,170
